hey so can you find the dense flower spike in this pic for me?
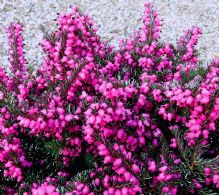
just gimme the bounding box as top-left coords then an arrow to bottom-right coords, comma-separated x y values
0,2 -> 218,194
7,23 -> 28,82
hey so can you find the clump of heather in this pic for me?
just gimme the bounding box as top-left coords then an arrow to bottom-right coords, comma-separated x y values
0,3 -> 219,195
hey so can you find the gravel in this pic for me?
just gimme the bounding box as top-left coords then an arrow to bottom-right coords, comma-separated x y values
0,0 -> 218,68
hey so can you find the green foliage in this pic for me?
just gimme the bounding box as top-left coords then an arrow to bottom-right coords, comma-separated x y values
19,134 -> 64,186
85,153 -> 95,168
45,141 -> 62,159
181,66 -> 207,85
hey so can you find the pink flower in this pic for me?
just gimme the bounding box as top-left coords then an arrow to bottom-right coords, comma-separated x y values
148,161 -> 156,172
132,164 -> 140,173
204,167 -> 211,176
213,175 -> 219,184
113,158 -> 122,167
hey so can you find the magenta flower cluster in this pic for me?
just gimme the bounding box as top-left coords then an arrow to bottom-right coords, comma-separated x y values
0,3 -> 219,195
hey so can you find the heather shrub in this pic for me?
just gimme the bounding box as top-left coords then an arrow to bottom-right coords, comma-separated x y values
0,3 -> 219,195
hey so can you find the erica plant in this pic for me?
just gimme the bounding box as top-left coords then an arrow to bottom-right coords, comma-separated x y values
0,3 -> 219,195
